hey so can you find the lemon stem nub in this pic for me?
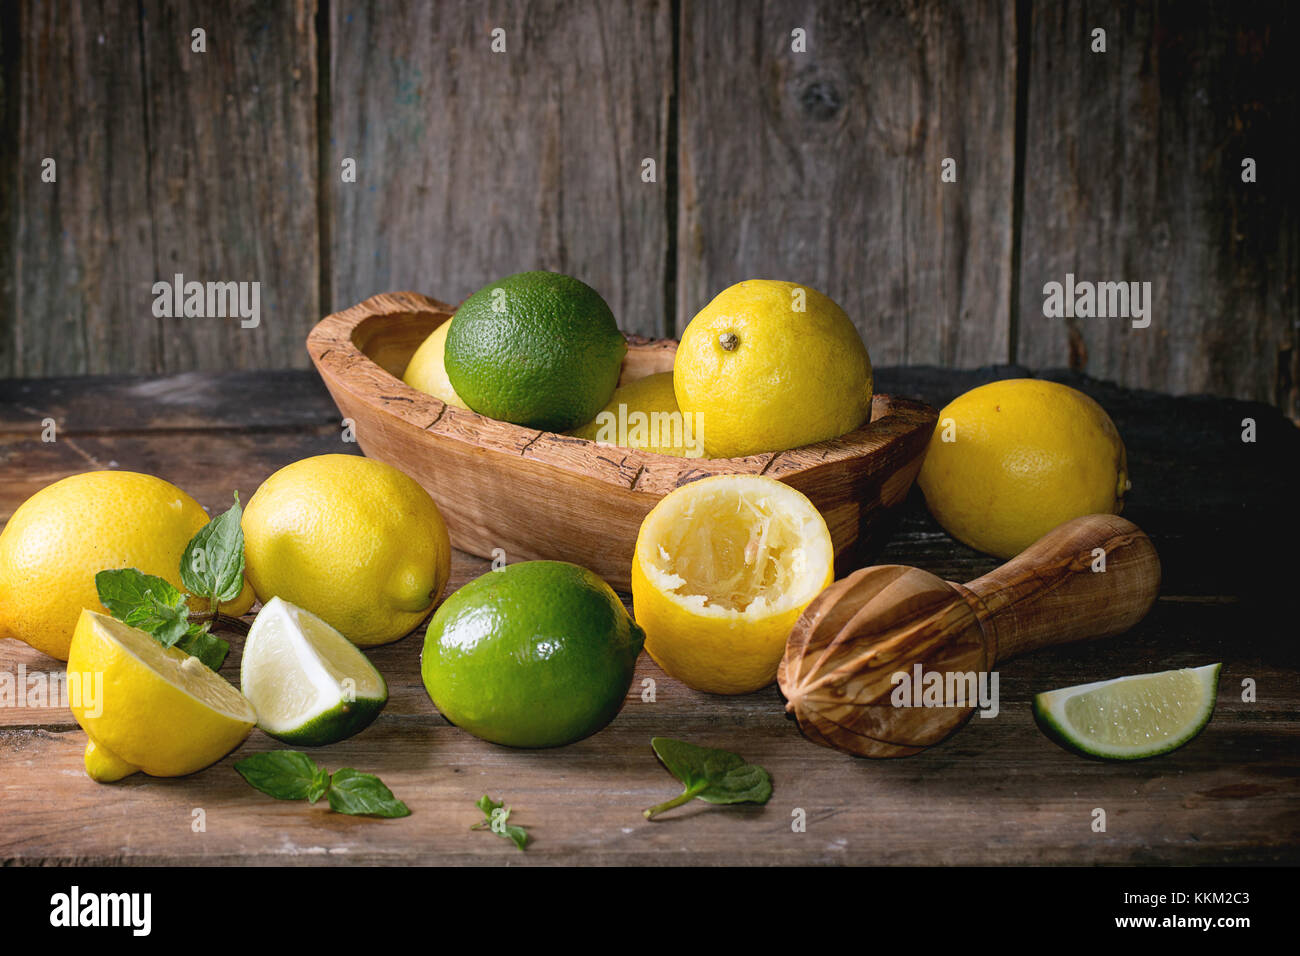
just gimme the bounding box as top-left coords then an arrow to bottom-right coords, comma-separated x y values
84,739 -> 140,783
718,332 -> 739,351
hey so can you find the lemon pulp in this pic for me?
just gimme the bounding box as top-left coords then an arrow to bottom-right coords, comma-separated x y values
632,475 -> 834,694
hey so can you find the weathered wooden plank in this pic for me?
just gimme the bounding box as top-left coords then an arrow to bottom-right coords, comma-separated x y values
0,0 -> 19,378
2,601 -> 1296,864
137,0 -> 320,372
677,0 -> 1018,367
8,0 -> 319,376
0,369 -> 338,433
327,0 -> 673,338
12,0 -> 156,376
1016,0 -> 1299,406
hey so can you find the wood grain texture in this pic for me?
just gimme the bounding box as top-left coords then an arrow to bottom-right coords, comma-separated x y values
0,368 -> 1296,864
326,0 -> 673,336
11,0 -> 155,375
4,0 -> 319,376
136,0 -> 320,371
307,292 -> 935,589
780,515 -> 1160,757
0,0 -> 19,377
677,0 -> 1018,367
1016,0 -> 1299,405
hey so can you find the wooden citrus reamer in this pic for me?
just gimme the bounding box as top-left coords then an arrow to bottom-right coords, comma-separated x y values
777,514 -> 1161,757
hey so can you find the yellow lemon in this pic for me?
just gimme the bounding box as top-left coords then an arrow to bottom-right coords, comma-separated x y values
0,471 -> 255,661
84,739 -> 139,783
631,475 -> 834,694
917,378 -> 1130,559
568,372 -> 696,456
402,320 -> 468,408
674,280 -> 872,458
242,454 -> 451,646
67,609 -> 256,780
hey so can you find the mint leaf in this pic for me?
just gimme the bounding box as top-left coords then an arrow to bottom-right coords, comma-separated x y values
306,767 -> 331,805
181,493 -> 246,605
236,753 -> 408,818
95,568 -> 191,647
327,768 -> 411,818
174,625 -> 230,670
471,794 -> 529,850
502,823 -> 529,851
643,737 -> 772,819
234,751 -> 323,801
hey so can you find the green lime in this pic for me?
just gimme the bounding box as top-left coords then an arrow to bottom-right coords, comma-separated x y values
1033,663 -> 1221,760
421,561 -> 644,748
444,271 -> 627,431
240,597 -> 388,746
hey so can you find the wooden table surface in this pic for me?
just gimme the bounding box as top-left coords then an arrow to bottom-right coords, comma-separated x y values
2,367 -> 1297,866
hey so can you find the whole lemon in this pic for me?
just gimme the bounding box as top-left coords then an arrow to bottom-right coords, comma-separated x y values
0,471 -> 255,661
917,379 -> 1130,559
674,280 -> 872,458
402,320 -> 468,408
242,454 -> 451,646
568,372 -> 697,456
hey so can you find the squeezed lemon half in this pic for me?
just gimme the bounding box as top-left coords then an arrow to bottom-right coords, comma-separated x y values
631,475 -> 834,694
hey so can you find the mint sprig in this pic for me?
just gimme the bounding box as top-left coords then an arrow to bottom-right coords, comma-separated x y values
93,493 -> 245,670
234,751 -> 410,819
95,569 -> 192,647
643,737 -> 773,819
181,492 -> 246,605
471,794 -> 529,850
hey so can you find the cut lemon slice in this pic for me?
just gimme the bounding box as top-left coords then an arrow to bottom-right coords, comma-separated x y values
67,610 -> 256,780
240,597 -> 388,746
632,474 -> 834,694
1033,663 -> 1221,759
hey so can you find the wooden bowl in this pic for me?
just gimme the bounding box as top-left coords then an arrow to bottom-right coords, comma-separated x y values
307,292 -> 937,591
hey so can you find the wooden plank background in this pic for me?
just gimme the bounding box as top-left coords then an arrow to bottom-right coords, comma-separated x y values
678,0 -> 1017,368
0,0 -> 1296,412
1017,0 -> 1299,411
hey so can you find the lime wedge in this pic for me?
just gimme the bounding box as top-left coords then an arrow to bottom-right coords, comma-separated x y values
240,597 -> 388,746
1033,663 -> 1221,760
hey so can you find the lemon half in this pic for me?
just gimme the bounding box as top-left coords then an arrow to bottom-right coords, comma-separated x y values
67,610 -> 256,781
631,475 -> 834,694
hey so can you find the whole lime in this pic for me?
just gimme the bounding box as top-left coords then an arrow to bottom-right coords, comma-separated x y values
444,271 -> 627,432
421,561 -> 644,748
